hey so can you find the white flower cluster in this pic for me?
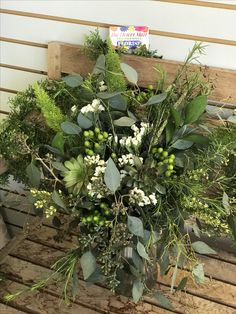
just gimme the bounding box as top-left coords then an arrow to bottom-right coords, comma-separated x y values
81,99 -> 105,114
129,187 -> 157,207
85,155 -> 108,199
99,81 -> 108,92
119,122 -> 149,150
118,153 -> 143,167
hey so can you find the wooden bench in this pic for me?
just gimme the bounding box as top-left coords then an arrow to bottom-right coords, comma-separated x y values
1,42 -> 236,313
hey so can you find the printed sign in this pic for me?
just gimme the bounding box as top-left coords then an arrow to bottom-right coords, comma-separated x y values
109,26 -> 149,49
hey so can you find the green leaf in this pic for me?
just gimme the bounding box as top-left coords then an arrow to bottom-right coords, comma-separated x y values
172,139 -> 193,150
77,112 -> 93,129
192,241 -> 217,255
114,117 -> 136,127
158,250 -> 169,277
109,94 -> 127,111
97,91 -> 121,99
132,279 -> 144,302
154,292 -> 173,310
62,74 -> 83,88
137,242 -> 150,260
80,251 -> 97,280
61,121 -> 81,135
171,107 -> 182,127
184,95 -> 208,125
176,277 -> 188,291
227,215 -> 236,241
192,263 -> 205,284
104,157 -> 121,193
165,120 -> 175,144
51,161 -> 67,172
127,216 -> 144,238
52,190 -> 66,209
222,192 -> 230,214
26,162 -> 41,188
183,134 -> 209,145
155,183 -> 166,195
227,116 -> 236,124
92,54 -> 105,75
146,93 -> 167,106
51,132 -> 65,154
120,62 -> 138,85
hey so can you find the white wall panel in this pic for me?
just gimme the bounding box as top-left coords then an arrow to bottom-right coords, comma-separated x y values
2,1 -> 236,40
0,92 -> 15,112
1,68 -> 46,91
1,14 -> 236,70
1,42 -> 47,72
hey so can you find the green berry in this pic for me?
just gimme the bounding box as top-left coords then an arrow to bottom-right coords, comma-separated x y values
84,140 -> 91,148
100,203 -> 107,209
98,134 -> 104,141
87,150 -> 94,156
94,143 -> 101,149
105,210 -> 110,216
168,158 -> 174,164
103,132 -> 108,139
111,152 -> 117,159
167,165 -> 174,170
89,130 -> 94,137
163,159 -> 169,164
151,148 -> 158,154
94,127 -> 100,134
147,84 -> 153,90
158,162 -> 164,166
162,151 -> 168,158
98,220 -> 104,226
93,216 -> 99,223
81,217 -> 87,223
165,170 -> 172,177
83,131 -> 89,137
87,216 -> 92,222
157,147 -> 163,153
169,154 -> 175,159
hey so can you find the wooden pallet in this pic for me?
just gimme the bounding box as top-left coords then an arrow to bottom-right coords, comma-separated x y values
0,190 -> 236,314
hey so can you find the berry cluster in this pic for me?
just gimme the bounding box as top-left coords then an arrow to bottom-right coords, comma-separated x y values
80,202 -> 110,226
151,147 -> 175,177
83,128 -> 108,156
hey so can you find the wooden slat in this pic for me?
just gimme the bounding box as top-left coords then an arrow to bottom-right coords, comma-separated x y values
4,240 -> 236,313
157,0 -> 236,11
0,63 -> 47,76
48,42 -> 236,105
1,9 -> 236,47
0,303 -> 27,314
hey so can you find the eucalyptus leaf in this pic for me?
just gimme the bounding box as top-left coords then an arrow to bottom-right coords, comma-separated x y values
192,263 -> 205,284
192,241 -> 217,255
137,241 -> 150,260
61,121 -> 81,135
92,54 -> 105,75
183,134 -> 209,145
172,139 -> 193,150
154,292 -> 173,310
51,132 -> 65,153
222,192 -> 230,214
171,107 -> 182,127
80,251 -> 97,280
104,157 -> 121,193
227,116 -> 236,124
51,161 -> 67,172
132,279 -> 144,302
26,162 -> 41,188
155,183 -> 166,195
121,62 -> 138,85
109,94 -> 127,111
97,91 -> 121,99
114,117 -> 136,127
184,95 -> 208,125
128,216 -> 144,238
62,74 -> 83,88
176,277 -> 188,291
146,93 -> 167,106
77,112 -> 93,129
52,190 -> 66,209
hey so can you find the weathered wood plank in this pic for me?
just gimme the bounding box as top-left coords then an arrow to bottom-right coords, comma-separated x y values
0,303 -> 27,314
0,281 -> 101,314
9,239 -> 236,311
48,42 -> 236,106
1,256 -> 172,314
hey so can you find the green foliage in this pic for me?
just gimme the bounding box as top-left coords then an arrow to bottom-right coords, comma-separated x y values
105,39 -> 126,92
33,83 -> 66,132
83,29 -> 107,60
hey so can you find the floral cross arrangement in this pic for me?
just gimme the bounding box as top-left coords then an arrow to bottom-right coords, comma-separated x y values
0,37 -> 236,308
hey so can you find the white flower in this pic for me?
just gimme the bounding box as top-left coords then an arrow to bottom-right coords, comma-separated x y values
80,99 -> 105,114
99,85 -> 107,92
149,193 -> 157,205
129,188 -> 157,207
99,81 -> 105,86
71,105 -> 77,112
